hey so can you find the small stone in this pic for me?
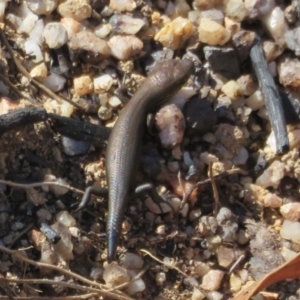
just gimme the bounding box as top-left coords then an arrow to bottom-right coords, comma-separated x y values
232,30 -> 255,62
194,0 -> 221,10
245,90 -> 264,110
11,222 -> 25,231
217,246 -> 235,268
224,17 -> 240,35
52,222 -> 73,260
280,203 -> 300,222
90,267 -> 103,280
30,63 -> 47,79
108,35 -> 143,61
154,17 -> 194,51
0,0 -> 8,22
109,0 -> 136,12
201,270 -> 225,291
256,160 -> 285,189
156,224 -> 166,235
261,7 -> 288,46
200,9 -> 224,25
18,14 -> 38,35
244,0 -> 275,19
155,104 -> 185,148
26,187 -> 45,206
207,291 -> 224,300
189,209 -> 202,222
62,136 -> 90,156
263,41 -> 284,62
155,272 -> 166,285
119,253 -> 144,269
237,75 -> 257,96
226,0 -> 247,22
69,226 -> 80,238
127,278 -> 146,296
230,273 -> 242,293
109,14 -> 146,35
237,229 -> 249,245
57,0 -> 92,21
194,262 -> 210,277
73,75 -> 93,96
69,31 -> 111,60
43,73 -> 66,92
221,80 -> 241,100
24,40 -> 43,63
108,95 -> 122,108
192,288 -> 205,300
103,262 -> 130,287
285,5 -> 297,24
36,208 -> 52,222
281,246 -> 298,262
278,57 -> 300,88
56,211 -> 76,227
198,18 -> 231,46
280,220 -> 300,244
60,18 -> 81,38
204,46 -> 240,79
94,74 -> 113,94
98,106 -> 112,121
94,23 -> 112,39
27,0 -> 58,15
232,146 -> 248,165
44,22 -> 68,49
183,97 -> 217,136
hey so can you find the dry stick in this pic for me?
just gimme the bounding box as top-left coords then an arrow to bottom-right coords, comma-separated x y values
0,73 -> 26,99
250,36 -> 289,155
180,168 -> 247,209
0,246 -> 133,300
0,179 -> 84,195
209,162 -> 219,216
140,249 -> 189,278
0,293 -> 98,300
0,29 -> 84,112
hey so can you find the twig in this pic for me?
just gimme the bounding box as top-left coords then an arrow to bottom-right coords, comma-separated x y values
209,162 -> 219,216
0,246 -> 133,300
0,295 -> 97,300
180,168 -> 247,209
0,28 -> 84,112
0,179 -> 84,195
228,254 -> 246,275
250,35 -> 289,155
140,249 -> 189,278
0,73 -> 26,99
105,268 -> 148,292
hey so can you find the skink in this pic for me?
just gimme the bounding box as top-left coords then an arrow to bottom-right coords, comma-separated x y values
106,59 -> 194,263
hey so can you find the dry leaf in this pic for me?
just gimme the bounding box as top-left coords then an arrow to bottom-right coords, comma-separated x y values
233,252 -> 300,300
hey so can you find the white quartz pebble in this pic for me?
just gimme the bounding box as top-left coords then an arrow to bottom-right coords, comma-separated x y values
43,73 -> 66,92
44,22 -> 68,49
94,74 -> 113,94
24,40 -> 44,63
26,0 -> 58,15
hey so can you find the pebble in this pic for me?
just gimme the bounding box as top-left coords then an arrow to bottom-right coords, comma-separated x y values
73,75 -> 93,96
36,208 -> 52,222
18,14 -> 38,35
0,0 -> 7,22
237,75 -> 257,96
263,40 -> 284,62
108,95 -> 122,108
198,18 -> 231,46
90,267 -> 103,280
56,211 -> 76,227
27,0 -> 58,15
108,35 -> 143,61
98,106 -> 112,121
43,22 -> 68,49
155,104 -> 185,148
154,17 -> 194,50
127,277 -> 146,296
225,0 -> 247,22
155,272 -> 166,285
221,80 -> 241,101
200,9 -> 224,25
204,46 -> 240,79
278,57 -> 300,88
285,28 -> 300,56
245,90 -> 264,110
48,177 -> 69,196
256,160 -> 285,189
30,62 -> 47,79
93,74 -> 113,94
232,146 -> 249,165
194,0 -> 221,10
156,224 -> 166,235
192,288 -> 205,300
145,197 -> 172,214
244,0 -> 275,19
29,19 -> 44,46
60,101 -> 74,118
69,31 -> 111,59
109,0 -> 136,12
281,246 -> 298,262
11,221 -> 25,231
217,245 -> 235,268
62,136 -> 90,156
261,7 -> 288,46
285,5 -> 297,24
232,30 -> 255,62
94,23 -> 112,39
189,209 -> 202,222
57,0 -> 92,21
119,253 -> 144,269
201,270 -> 225,291
52,222 -> 73,260
60,18 -> 81,38
280,203 -> 300,221
103,262 -> 130,288
109,14 -> 146,35
43,73 -> 66,92
207,291 -> 224,300
24,40 -> 43,63
280,220 -> 300,244
237,229 -> 250,245
224,17 -> 240,35
229,273 -> 242,293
